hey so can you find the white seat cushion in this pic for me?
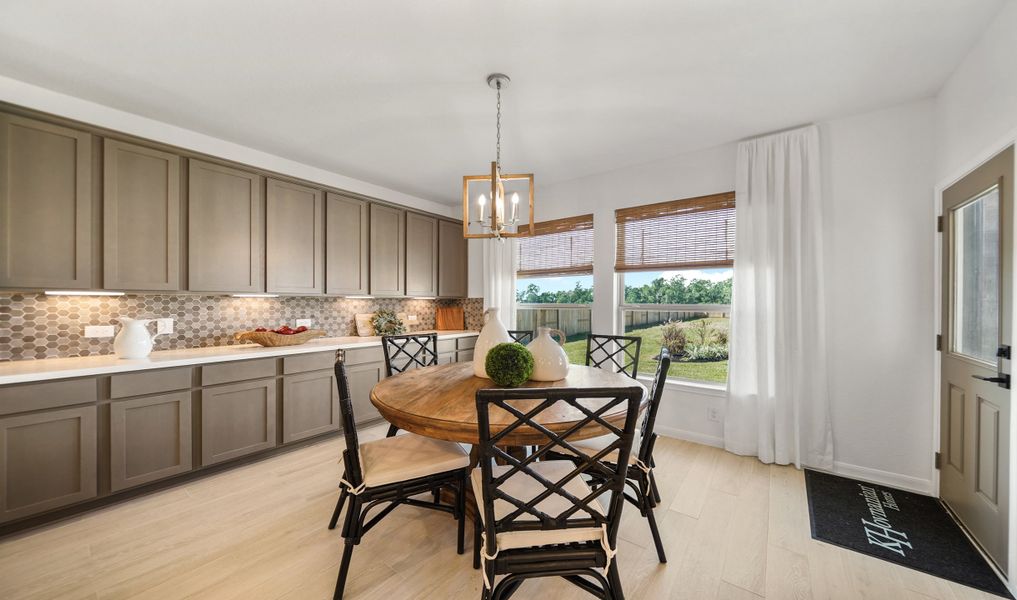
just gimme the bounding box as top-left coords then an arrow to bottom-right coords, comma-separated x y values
472,460 -> 607,551
359,433 -> 469,488
561,433 -> 640,466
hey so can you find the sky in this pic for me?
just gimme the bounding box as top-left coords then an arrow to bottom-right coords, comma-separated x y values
517,268 -> 733,294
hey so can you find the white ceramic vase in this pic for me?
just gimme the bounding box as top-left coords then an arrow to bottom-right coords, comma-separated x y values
473,308 -> 512,378
527,327 -> 570,381
113,318 -> 163,359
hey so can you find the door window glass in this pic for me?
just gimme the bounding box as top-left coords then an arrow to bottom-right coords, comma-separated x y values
952,185 -> 1000,363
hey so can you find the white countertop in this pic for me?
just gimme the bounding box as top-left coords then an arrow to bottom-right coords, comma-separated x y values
0,330 -> 479,385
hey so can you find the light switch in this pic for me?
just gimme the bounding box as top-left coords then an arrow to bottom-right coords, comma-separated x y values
296,318 -> 313,328
84,325 -> 115,338
156,318 -> 174,335
406,314 -> 419,323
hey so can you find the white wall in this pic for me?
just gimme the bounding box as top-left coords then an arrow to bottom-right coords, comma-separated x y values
535,99 -> 938,491
0,75 -> 456,219
934,0 -> 1017,184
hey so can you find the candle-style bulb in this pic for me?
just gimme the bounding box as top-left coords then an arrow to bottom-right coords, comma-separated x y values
477,194 -> 487,224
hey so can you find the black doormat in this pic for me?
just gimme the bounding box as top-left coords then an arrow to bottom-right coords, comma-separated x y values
804,469 -> 1012,598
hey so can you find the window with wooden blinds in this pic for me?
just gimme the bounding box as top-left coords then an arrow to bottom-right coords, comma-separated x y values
517,214 -> 594,277
615,192 -> 735,272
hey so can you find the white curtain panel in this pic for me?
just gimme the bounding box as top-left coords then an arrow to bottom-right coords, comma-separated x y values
482,238 -> 518,330
724,124 -> 833,469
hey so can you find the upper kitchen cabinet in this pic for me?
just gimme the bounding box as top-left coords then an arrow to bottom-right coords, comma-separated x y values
266,178 -> 323,295
369,204 -> 405,296
325,193 -> 369,295
0,114 -> 94,289
405,213 -> 438,297
437,220 -> 468,298
188,160 -> 264,293
103,139 -> 181,291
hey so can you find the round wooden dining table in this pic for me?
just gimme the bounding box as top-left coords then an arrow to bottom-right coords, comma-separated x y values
370,361 -> 647,449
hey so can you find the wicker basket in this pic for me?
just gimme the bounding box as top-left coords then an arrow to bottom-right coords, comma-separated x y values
234,329 -> 326,347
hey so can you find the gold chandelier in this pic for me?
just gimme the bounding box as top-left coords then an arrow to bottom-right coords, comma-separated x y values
462,73 -> 534,239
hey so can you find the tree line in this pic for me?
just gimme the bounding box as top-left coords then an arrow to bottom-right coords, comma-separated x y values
516,274 -> 732,305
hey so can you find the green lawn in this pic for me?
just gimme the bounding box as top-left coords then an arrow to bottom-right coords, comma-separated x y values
561,317 -> 729,384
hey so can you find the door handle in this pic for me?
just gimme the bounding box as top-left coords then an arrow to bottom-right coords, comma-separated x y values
973,373 -> 1011,389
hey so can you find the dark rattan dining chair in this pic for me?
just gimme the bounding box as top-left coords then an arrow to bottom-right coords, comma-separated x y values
329,350 -> 469,600
552,348 -> 672,563
472,384 -> 644,599
381,333 -> 439,437
507,329 -> 534,344
585,333 -> 642,379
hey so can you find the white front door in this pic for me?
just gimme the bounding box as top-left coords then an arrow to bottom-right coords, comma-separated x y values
940,146 -> 1014,574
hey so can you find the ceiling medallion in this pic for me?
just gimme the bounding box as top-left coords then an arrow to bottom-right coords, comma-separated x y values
462,73 -> 534,239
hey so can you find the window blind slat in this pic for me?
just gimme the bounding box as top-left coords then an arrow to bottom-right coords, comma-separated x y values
615,192 -> 735,272
518,214 -> 594,278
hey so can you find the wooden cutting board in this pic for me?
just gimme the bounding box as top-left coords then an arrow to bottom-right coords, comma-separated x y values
435,306 -> 465,331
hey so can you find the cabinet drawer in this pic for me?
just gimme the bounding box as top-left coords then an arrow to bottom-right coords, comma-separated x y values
437,339 -> 456,354
110,368 -> 192,399
283,351 -> 336,375
342,346 -> 384,366
110,391 -> 192,492
0,405 -> 97,523
201,358 -> 277,386
0,378 -> 96,416
457,336 -> 477,350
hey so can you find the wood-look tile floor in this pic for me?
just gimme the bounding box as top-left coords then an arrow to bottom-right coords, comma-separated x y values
0,424 -> 1004,600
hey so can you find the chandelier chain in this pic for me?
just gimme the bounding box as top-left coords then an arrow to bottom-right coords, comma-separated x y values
495,81 -> 501,171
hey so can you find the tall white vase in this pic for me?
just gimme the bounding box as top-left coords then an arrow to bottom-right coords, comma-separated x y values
527,327 -> 570,381
113,318 -> 162,359
473,308 -> 512,378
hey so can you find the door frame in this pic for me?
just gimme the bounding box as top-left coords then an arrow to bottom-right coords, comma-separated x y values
933,134 -> 1017,592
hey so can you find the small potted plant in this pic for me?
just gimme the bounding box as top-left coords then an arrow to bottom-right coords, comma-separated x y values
484,343 -> 535,387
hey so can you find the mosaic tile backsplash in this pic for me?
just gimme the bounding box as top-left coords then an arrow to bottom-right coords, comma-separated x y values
0,294 -> 484,362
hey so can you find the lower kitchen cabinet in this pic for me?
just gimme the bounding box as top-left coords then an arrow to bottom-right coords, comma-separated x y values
201,379 -> 277,466
109,391 -> 192,492
282,370 -> 339,443
344,362 -> 384,423
0,406 -> 97,523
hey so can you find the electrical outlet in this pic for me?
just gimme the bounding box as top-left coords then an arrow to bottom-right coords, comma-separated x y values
84,325 -> 115,338
156,318 -> 174,335
406,314 -> 419,323
296,318 -> 313,328
706,407 -> 721,423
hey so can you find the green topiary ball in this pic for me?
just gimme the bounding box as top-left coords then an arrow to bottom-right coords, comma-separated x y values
485,343 -> 534,387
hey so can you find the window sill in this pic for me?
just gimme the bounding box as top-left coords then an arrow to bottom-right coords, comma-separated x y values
636,374 -> 727,397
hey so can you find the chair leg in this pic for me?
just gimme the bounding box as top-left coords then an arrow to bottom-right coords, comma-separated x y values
649,470 -> 662,505
328,488 -> 348,530
386,424 -> 399,437
607,560 -> 625,600
333,539 -> 356,600
473,516 -> 482,569
646,502 -> 667,563
457,473 -> 466,555
433,488 -> 441,505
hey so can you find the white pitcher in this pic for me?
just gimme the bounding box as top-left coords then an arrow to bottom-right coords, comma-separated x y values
113,318 -> 163,359
473,308 -> 512,378
527,327 -> 570,381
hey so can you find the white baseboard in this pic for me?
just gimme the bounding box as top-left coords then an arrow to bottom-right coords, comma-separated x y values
656,426 -> 724,449
828,461 -> 934,495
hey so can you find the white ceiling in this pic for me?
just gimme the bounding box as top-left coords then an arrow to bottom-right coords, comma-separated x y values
0,0 -> 1004,204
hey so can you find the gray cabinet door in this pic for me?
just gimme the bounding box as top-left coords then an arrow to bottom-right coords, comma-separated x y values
188,159 -> 264,293
345,362 -> 384,424
282,370 -> 339,443
103,139 -> 181,291
266,178 -> 323,294
369,204 -> 405,296
325,193 -> 369,295
0,114 -> 93,289
438,220 -> 468,298
109,391 -> 192,492
200,379 -> 276,465
406,213 -> 438,297
0,406 -> 97,523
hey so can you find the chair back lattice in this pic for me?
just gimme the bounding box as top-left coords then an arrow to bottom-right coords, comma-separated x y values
636,348 -> 671,463
475,386 -> 643,553
381,333 -> 438,376
507,330 -> 534,345
334,352 -> 364,487
585,334 -> 642,379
